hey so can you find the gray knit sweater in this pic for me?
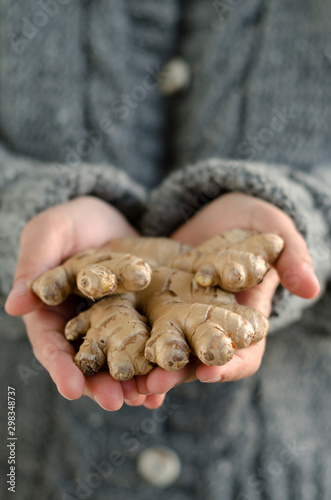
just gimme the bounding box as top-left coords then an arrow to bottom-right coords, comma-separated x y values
1,1 -> 331,499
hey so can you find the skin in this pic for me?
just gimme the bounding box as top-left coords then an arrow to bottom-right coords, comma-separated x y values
5,193 -> 320,410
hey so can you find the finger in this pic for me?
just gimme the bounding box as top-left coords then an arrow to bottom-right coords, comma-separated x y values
5,212 -> 69,316
196,339 -> 266,383
125,395 -> 147,407
248,205 -> 320,298
143,394 -> 167,409
84,371 -> 124,411
121,378 -> 140,401
135,375 -> 151,395
147,368 -> 184,394
235,267 -> 280,317
5,197 -> 138,316
23,310 -> 85,400
146,358 -> 200,394
276,243 -> 320,299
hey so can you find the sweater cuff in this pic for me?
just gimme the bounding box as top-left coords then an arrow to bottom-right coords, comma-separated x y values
0,156 -> 147,226
141,158 -> 329,332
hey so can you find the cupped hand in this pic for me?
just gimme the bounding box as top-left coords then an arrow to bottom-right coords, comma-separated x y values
144,192 -> 320,394
5,196 -> 166,410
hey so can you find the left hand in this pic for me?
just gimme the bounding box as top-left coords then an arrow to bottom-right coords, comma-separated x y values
144,192 -> 320,394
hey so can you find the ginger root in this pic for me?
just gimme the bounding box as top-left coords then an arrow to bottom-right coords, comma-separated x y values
65,294 -> 152,380
32,230 -> 284,380
32,249 -> 152,304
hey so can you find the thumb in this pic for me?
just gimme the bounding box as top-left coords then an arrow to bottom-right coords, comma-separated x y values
5,211 -> 71,316
5,197 -> 139,317
274,226 -> 320,299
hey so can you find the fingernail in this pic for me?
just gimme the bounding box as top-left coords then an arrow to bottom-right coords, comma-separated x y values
125,399 -> 137,406
124,394 -> 140,401
5,280 -> 27,304
58,390 -> 74,401
201,375 -> 223,383
94,396 -> 109,411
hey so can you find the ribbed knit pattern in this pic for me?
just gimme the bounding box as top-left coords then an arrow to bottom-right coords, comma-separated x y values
1,1 -> 331,499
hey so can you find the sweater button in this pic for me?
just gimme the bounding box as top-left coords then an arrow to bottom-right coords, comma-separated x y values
137,446 -> 181,487
158,58 -> 191,95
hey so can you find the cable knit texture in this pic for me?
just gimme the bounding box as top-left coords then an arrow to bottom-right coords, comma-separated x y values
1,0 -> 331,499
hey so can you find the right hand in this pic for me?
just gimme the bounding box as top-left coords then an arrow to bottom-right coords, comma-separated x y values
144,192 -> 320,394
5,196 -> 166,411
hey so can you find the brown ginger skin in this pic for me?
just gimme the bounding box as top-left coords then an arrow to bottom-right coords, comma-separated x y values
65,294 -> 153,381
66,266 -> 269,378
32,249 -> 152,305
169,229 -> 284,291
139,267 -> 262,370
32,230 -> 284,380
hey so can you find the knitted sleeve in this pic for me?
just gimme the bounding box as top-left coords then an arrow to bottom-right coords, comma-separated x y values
0,144 -> 147,337
141,159 -> 331,332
